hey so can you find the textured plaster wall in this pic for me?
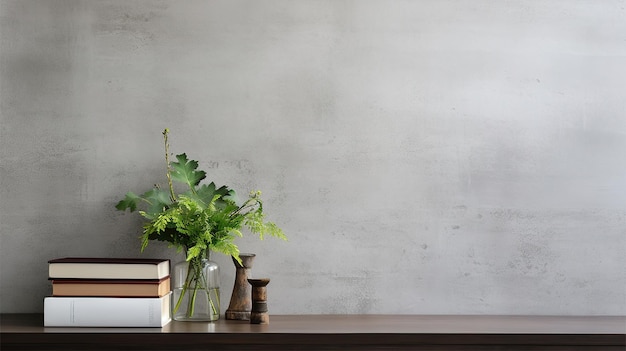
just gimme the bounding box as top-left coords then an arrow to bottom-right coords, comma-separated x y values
1,0 -> 625,315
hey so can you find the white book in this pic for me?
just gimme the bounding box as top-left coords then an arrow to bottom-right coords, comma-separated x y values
44,293 -> 171,327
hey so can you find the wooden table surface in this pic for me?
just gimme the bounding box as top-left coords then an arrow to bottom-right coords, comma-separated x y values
2,313 -> 625,350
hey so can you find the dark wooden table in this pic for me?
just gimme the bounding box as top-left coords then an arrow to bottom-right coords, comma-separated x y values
2,314 -> 625,350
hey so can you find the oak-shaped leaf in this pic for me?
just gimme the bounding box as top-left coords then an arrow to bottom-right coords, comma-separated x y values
170,153 -> 207,189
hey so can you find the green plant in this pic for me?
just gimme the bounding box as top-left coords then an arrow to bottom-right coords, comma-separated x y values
115,129 -> 286,318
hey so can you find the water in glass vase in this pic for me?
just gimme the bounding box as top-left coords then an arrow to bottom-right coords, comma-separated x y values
172,286 -> 220,321
172,256 -> 220,321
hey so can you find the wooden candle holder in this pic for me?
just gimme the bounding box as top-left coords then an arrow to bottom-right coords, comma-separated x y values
247,278 -> 270,324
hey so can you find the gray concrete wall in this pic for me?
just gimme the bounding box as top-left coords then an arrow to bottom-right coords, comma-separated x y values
1,0 -> 625,315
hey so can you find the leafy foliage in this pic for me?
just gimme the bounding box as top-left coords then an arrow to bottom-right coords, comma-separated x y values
116,129 -> 286,263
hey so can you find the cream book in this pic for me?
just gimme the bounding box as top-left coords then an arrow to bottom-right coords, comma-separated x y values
43,293 -> 171,327
48,258 -> 170,280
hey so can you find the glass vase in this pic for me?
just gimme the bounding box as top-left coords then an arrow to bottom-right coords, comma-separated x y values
172,252 -> 220,321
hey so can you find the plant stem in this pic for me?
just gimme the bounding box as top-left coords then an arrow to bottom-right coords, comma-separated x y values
173,260 -> 194,315
199,263 -> 218,315
188,260 -> 200,317
231,198 -> 258,217
162,128 -> 176,202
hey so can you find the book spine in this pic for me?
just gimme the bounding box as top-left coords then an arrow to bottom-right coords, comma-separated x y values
48,263 -> 168,280
50,278 -> 170,297
44,293 -> 171,327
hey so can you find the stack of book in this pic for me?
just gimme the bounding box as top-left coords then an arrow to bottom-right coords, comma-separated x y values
44,257 -> 171,327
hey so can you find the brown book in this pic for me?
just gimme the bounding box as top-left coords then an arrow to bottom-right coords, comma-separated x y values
48,258 -> 170,280
51,277 -> 171,297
